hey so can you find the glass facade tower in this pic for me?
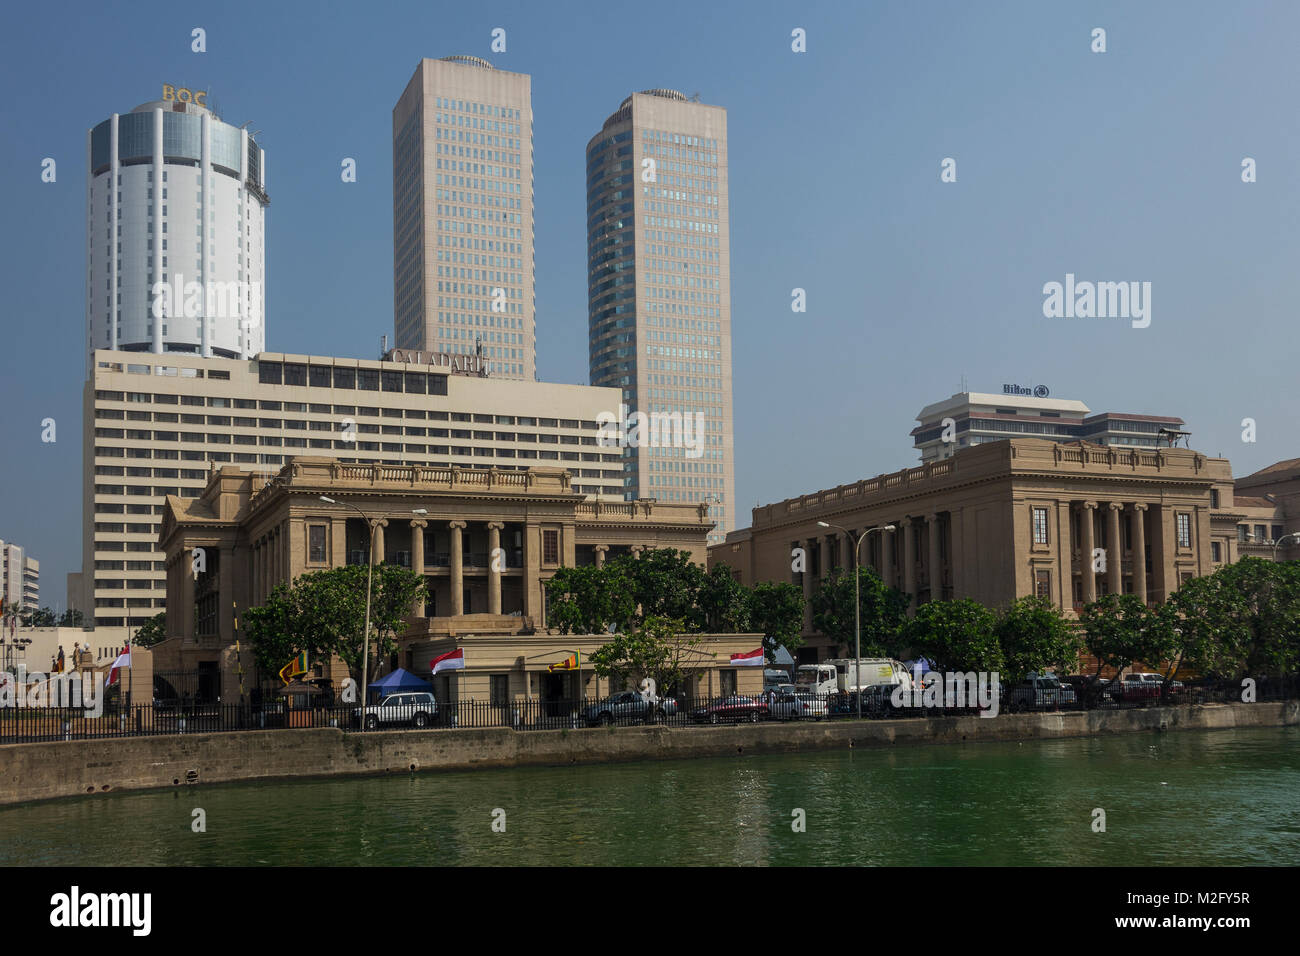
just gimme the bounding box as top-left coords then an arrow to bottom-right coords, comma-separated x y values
586,90 -> 734,545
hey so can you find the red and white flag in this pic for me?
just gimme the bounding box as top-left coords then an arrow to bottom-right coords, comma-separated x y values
730,648 -> 766,667
108,645 -> 131,685
430,648 -> 465,674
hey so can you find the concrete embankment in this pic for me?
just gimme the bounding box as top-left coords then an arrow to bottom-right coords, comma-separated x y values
1,701 -> 1296,807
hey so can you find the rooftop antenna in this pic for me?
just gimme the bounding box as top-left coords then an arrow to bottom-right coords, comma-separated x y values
689,91 -> 702,103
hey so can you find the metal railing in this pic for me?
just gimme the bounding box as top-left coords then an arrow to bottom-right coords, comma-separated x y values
0,677 -> 1294,744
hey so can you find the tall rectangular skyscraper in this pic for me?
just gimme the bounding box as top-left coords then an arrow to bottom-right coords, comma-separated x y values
393,56 -> 536,380
586,90 -> 734,545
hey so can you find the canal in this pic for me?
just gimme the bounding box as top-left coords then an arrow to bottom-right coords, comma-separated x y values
2,726 -> 1296,866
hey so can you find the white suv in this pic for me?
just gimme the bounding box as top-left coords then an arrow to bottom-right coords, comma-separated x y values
355,692 -> 438,729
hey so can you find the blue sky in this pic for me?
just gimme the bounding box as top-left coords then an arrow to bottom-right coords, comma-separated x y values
2,0 -> 1297,605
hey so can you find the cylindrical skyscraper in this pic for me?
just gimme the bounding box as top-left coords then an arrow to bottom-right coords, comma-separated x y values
87,88 -> 268,361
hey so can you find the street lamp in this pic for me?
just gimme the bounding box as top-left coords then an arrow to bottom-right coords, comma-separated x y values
1271,531 -> 1300,561
320,495 -> 380,727
817,520 -> 897,720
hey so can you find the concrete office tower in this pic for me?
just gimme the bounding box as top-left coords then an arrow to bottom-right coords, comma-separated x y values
0,542 -> 39,610
393,57 -> 536,380
87,89 -> 268,362
586,90 -> 734,545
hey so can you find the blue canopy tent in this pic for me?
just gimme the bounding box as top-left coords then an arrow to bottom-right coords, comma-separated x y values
367,668 -> 433,702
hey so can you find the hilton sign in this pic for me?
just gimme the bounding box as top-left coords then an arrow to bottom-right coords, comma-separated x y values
1002,384 -> 1050,398
384,348 -> 489,377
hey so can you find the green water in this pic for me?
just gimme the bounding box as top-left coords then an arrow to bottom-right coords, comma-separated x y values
2,727 -> 1297,866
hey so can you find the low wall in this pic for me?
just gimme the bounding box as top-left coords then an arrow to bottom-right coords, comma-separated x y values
2,700 -> 1296,807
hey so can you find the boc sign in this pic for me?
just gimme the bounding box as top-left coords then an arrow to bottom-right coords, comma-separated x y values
162,84 -> 207,106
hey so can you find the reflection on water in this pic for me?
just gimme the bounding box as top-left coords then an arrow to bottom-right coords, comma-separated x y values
1,726 -> 1296,866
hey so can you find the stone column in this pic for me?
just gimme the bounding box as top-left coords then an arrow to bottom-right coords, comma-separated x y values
182,547 -> 197,641
630,545 -> 644,560
901,518 -> 916,612
949,508 -> 964,598
487,521 -> 504,615
449,520 -> 466,616
409,519 -> 428,617
882,525 -> 896,588
839,532 -> 852,571
594,544 -> 608,568
1107,503 -> 1123,596
1081,502 -> 1097,604
801,538 -> 815,632
219,546 -> 236,640
928,513 -> 941,599
372,519 -> 386,566
1131,503 -> 1148,605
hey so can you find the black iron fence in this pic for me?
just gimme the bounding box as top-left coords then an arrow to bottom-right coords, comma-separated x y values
0,677 -> 1294,744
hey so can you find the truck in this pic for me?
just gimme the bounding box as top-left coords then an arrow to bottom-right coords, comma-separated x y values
794,658 -> 913,696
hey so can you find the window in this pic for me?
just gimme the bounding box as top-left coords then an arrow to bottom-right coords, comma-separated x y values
542,529 -> 559,565
1210,489 -> 1220,509
1177,513 -> 1192,548
490,674 -> 509,707
1035,569 -> 1051,598
308,525 -> 327,563
720,670 -> 737,696
258,361 -> 282,384
1211,541 -> 1222,562
1032,507 -> 1049,545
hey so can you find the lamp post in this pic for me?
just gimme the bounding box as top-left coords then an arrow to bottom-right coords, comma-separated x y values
817,521 -> 896,719
1271,532 -> 1300,561
321,495 -> 380,727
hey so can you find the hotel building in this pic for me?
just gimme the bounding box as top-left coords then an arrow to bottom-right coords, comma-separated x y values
710,438 -> 1297,663
586,90 -> 735,545
392,57 -> 535,380
913,390 -> 1187,463
87,88 -> 267,363
157,458 -> 761,704
78,348 -> 629,628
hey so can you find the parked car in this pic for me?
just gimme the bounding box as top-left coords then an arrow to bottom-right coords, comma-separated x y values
831,684 -> 901,717
690,696 -> 763,724
1118,672 -> 1185,703
768,692 -> 828,721
1060,674 -> 1118,707
354,691 -> 438,729
581,691 -> 676,726
1007,674 -> 1076,711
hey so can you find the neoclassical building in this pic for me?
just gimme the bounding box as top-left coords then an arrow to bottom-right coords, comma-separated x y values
156,457 -> 763,704
710,439 -> 1296,663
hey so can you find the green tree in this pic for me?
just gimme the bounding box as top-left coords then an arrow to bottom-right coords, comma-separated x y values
20,606 -> 56,627
544,564 -> 636,635
611,548 -> 706,628
811,566 -> 910,658
746,581 -> 806,661
57,608 -> 85,627
587,615 -> 713,696
1079,593 -> 1178,692
133,611 -> 168,648
1168,558 -> 1300,678
243,564 -> 425,685
995,596 -> 1081,682
906,599 -> 1004,674
696,562 -> 752,633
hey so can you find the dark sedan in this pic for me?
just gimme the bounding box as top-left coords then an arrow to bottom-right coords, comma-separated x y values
690,696 -> 762,724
